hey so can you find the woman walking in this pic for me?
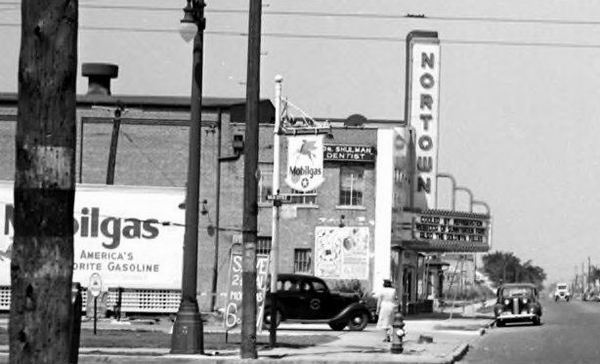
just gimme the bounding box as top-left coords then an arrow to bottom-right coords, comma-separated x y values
376,279 -> 397,342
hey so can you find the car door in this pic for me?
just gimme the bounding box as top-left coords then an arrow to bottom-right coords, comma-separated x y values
276,276 -> 304,319
301,277 -> 334,320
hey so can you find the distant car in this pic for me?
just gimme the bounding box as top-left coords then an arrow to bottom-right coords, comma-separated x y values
554,283 -> 570,302
263,274 -> 372,331
494,283 -> 542,327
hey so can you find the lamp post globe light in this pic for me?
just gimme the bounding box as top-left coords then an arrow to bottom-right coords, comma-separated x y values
171,0 -> 206,354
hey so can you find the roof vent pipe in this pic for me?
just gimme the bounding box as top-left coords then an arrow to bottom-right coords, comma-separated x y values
81,63 -> 119,95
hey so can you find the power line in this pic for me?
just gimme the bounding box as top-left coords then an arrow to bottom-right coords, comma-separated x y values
2,22 -> 600,49
2,1 -> 600,27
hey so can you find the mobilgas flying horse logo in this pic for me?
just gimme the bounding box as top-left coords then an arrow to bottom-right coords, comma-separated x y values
285,135 -> 325,192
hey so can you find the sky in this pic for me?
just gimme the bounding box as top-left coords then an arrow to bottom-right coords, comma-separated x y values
1,0 -> 600,284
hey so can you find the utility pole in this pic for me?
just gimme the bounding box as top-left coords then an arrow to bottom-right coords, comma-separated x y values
588,256 -> 592,287
269,75 -> 283,347
241,0 -> 262,358
12,1 -> 78,363
106,103 -> 124,185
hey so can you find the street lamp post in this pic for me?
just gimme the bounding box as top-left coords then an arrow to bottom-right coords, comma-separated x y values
171,0 -> 206,354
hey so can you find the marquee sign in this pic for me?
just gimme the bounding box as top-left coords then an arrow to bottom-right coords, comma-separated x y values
398,209 -> 490,252
324,145 -> 376,163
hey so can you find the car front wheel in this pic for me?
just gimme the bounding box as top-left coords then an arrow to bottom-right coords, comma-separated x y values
347,312 -> 369,331
263,309 -> 282,329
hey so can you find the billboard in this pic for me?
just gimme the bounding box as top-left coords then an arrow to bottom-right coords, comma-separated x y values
0,181 -> 185,289
405,31 -> 441,209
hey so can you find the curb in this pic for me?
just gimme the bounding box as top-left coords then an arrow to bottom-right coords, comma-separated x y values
446,343 -> 470,364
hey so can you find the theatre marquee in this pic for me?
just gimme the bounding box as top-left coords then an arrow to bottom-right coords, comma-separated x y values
396,209 -> 491,252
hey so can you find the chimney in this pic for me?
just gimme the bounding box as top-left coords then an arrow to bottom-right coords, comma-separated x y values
81,63 -> 118,95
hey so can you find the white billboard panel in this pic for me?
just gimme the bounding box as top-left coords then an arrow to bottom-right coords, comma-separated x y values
0,181 -> 184,289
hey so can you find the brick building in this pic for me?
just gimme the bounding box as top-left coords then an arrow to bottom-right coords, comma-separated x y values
0,64 -> 490,315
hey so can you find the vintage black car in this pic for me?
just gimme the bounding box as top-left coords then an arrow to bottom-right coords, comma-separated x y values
263,274 -> 371,331
494,283 -> 542,327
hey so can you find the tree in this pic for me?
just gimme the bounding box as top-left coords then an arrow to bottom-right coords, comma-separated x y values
482,251 -> 546,290
10,1 -> 78,363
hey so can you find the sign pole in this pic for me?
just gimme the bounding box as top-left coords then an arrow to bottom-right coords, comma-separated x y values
93,297 -> 97,335
269,75 -> 283,347
88,273 -> 102,336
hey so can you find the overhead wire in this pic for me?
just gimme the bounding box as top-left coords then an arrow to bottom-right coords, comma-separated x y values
2,1 -> 600,26
2,22 -> 600,50
2,4 -> 600,49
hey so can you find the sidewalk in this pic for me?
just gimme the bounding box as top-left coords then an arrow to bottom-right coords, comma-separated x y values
0,300 -> 495,364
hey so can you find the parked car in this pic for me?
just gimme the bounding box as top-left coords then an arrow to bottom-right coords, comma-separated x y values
263,274 -> 372,331
493,283 -> 542,327
554,283 -> 570,302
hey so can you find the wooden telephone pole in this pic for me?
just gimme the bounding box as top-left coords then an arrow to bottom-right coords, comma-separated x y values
240,0 -> 262,359
11,1 -> 78,363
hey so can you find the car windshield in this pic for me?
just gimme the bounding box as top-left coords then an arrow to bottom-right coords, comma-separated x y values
502,286 -> 534,298
557,284 -> 567,290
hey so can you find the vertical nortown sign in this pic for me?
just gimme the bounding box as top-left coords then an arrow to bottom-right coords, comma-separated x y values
405,31 -> 441,209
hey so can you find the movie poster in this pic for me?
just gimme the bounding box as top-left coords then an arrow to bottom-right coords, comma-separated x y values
314,226 -> 369,279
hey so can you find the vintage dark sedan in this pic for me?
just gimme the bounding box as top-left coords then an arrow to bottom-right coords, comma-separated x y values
263,274 -> 371,331
494,283 -> 542,327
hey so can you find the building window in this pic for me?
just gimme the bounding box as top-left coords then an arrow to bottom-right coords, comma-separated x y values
339,166 -> 364,206
257,236 -> 272,255
258,164 -> 273,204
290,189 -> 317,205
294,249 -> 312,274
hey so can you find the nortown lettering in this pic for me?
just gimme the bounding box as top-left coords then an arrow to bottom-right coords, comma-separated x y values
415,49 -> 438,195
3,205 -> 159,249
288,165 -> 323,179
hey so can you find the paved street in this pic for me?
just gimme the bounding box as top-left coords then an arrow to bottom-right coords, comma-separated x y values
461,298 -> 600,363
0,306 -> 493,364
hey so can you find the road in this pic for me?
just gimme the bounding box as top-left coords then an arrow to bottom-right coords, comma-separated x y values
461,297 -> 600,363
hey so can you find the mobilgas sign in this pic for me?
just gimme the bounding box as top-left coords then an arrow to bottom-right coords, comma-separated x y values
285,134 -> 325,192
0,181 -> 184,289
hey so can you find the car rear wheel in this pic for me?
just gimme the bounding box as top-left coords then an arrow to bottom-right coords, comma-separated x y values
329,321 -> 347,331
532,316 -> 541,326
496,320 -> 505,327
263,309 -> 282,329
347,312 -> 369,331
